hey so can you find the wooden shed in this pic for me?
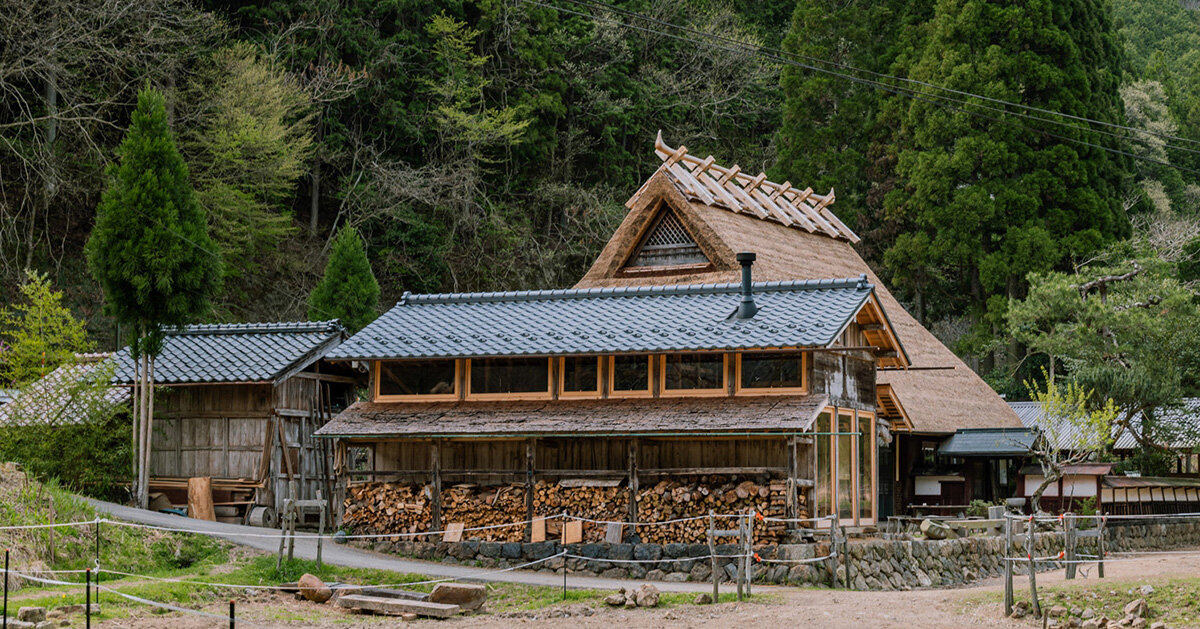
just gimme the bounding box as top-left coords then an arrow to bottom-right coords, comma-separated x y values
112,321 -> 357,524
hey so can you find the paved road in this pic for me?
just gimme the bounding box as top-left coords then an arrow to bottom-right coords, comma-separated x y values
86,499 -> 715,594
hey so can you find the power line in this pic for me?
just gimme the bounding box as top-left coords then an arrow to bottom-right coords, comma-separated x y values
564,0 -> 1200,152
526,0 -> 1200,177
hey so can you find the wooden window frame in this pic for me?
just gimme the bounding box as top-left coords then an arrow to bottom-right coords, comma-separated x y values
857,410 -> 877,526
658,352 -> 729,398
816,407 -> 877,526
607,354 -> 654,398
733,351 -> 808,396
374,359 -> 461,403
558,356 -> 602,399
464,357 -> 554,401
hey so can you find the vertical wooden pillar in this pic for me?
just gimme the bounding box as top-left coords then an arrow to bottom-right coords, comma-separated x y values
628,438 -> 639,534
525,438 -> 535,542
1003,516 -> 1013,616
786,436 -> 798,521
431,440 -> 442,532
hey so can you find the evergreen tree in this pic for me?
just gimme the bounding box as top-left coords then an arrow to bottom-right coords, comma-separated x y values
309,225 -> 380,334
0,270 -> 92,387
85,85 -> 221,508
891,0 -> 1130,369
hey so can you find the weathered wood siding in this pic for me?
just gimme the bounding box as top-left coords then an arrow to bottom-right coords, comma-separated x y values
151,384 -> 272,479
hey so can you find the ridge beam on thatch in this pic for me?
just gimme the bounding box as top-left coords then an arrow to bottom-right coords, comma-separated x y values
652,131 -> 859,243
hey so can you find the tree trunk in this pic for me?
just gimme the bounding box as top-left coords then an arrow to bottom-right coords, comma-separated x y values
309,118 -> 323,233
138,350 -> 151,509
1030,471 -> 1058,514
129,346 -> 140,500
142,353 -> 156,509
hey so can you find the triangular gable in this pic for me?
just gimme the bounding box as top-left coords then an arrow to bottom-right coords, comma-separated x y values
623,202 -> 711,271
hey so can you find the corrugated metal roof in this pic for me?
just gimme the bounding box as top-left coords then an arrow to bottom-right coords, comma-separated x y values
112,321 -> 344,384
0,357 -> 130,427
315,395 -> 828,438
939,428 -> 1037,456
328,278 -> 874,361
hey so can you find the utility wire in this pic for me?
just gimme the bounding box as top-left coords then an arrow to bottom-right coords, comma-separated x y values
525,0 -> 1200,177
561,0 -> 1200,152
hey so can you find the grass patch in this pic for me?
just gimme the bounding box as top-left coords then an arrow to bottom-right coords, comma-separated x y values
976,576 -> 1200,626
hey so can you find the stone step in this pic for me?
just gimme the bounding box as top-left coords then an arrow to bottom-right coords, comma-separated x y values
359,587 -> 430,601
336,594 -> 460,618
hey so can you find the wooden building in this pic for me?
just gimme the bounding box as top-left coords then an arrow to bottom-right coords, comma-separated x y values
112,322 -> 355,523
571,134 -> 1021,518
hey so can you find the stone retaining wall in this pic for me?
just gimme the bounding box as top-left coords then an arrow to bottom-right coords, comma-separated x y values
351,518 -> 1200,591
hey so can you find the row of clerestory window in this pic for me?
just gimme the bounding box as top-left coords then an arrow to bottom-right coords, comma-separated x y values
374,352 -> 807,402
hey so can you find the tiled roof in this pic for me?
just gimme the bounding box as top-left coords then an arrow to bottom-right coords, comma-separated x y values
327,278 -> 874,361
0,357 -> 130,427
633,132 -> 858,242
1013,400 -> 1200,452
938,428 -> 1037,456
315,395 -> 828,438
0,389 -> 17,405
112,321 -> 344,384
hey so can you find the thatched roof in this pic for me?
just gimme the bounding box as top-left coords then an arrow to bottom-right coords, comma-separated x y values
575,137 -> 1021,434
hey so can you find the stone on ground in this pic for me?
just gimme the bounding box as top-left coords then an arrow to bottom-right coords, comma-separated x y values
633,583 -> 660,608
429,583 -> 487,611
1047,605 -> 1068,618
919,519 -> 956,540
17,608 -> 46,623
1124,598 -> 1148,619
1139,585 -> 1154,596
693,592 -> 712,605
605,592 -> 626,606
298,573 -> 333,604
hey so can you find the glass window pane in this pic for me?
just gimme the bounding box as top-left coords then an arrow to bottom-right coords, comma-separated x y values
470,358 -> 549,394
663,354 -> 724,390
562,357 -> 599,393
816,413 -> 831,518
379,360 -> 456,396
612,355 -> 650,392
859,413 -> 874,522
740,352 -> 804,389
838,413 -> 854,520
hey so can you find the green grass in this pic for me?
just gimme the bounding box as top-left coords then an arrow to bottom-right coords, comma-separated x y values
973,576 -> 1200,626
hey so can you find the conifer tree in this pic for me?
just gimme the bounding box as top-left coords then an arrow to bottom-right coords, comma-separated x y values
309,226 -> 380,334
86,85 -> 221,508
0,270 -> 92,387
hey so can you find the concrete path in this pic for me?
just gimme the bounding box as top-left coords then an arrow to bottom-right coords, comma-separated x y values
86,499 -> 716,594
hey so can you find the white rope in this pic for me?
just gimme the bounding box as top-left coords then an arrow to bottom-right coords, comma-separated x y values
98,585 -> 265,627
756,553 -> 835,565
0,519 -> 98,531
561,552 -> 748,565
1,569 -> 80,587
760,515 -> 837,524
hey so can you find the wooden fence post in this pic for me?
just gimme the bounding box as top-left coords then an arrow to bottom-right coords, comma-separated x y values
1027,517 -> 1040,617
827,517 -> 838,588
431,440 -> 442,533
1004,516 -> 1013,617
1097,516 -> 1106,579
841,525 -> 851,590
708,511 -> 718,604
1065,515 -> 1076,580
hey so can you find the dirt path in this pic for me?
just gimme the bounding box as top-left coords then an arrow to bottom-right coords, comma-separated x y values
88,550 -> 1200,628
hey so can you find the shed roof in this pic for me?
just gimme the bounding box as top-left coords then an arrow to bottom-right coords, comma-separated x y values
315,394 -> 828,438
939,428 -> 1037,456
574,136 -> 1021,434
0,355 -> 129,427
112,321 -> 344,385
1103,475 -> 1200,489
327,278 -> 879,361
1013,400 -> 1200,452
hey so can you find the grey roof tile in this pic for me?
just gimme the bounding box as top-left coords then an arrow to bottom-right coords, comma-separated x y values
111,321 -> 344,384
328,278 -> 874,360
939,428 -> 1038,456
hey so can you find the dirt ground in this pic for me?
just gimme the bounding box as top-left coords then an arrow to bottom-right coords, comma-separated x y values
93,550 -> 1200,628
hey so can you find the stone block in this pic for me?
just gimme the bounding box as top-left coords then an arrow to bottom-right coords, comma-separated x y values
501,542 -> 523,559
633,544 -> 662,561
17,608 -> 46,624
429,583 -> 487,611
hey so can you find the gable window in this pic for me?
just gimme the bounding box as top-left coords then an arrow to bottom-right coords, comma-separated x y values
559,356 -> 601,398
661,353 -> 726,396
624,204 -> 710,270
609,355 -> 652,397
736,352 -> 806,394
377,360 -> 458,400
467,357 -> 552,399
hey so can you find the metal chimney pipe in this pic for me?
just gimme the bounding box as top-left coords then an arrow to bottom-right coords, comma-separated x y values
736,252 -> 758,319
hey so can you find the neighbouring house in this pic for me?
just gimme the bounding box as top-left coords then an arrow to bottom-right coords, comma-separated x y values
318,135 -> 1019,539
0,388 -> 17,406
905,427 -> 1037,513
111,321 -> 356,524
0,353 -> 129,427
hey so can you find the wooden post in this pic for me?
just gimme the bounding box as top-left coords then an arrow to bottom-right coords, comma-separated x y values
786,436 -> 798,521
1065,515 -> 1076,580
431,440 -> 442,532
1027,518 -> 1040,617
827,517 -> 838,588
525,439 -> 535,543
735,514 -> 743,602
628,439 -> 639,537
841,525 -> 851,590
48,496 -> 55,565
745,512 -> 753,597
708,511 -> 718,604
1097,516 -> 1106,579
1004,516 -> 1014,616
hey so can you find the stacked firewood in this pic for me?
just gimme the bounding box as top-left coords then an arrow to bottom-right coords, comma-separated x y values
533,480 -> 629,542
343,482 -> 431,535
440,484 -> 528,542
633,477 -> 800,544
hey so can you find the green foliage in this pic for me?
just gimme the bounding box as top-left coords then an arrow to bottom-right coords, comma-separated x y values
180,41 -> 315,276
0,363 -> 130,500
1029,375 -> 1118,455
308,226 -> 380,333
86,86 -> 222,352
1112,448 -> 1176,476
965,499 -> 999,518
0,270 -> 92,387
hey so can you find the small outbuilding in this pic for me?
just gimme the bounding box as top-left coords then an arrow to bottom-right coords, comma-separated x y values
112,321 -> 357,523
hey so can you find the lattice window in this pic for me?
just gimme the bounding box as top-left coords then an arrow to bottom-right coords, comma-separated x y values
627,208 -> 709,268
